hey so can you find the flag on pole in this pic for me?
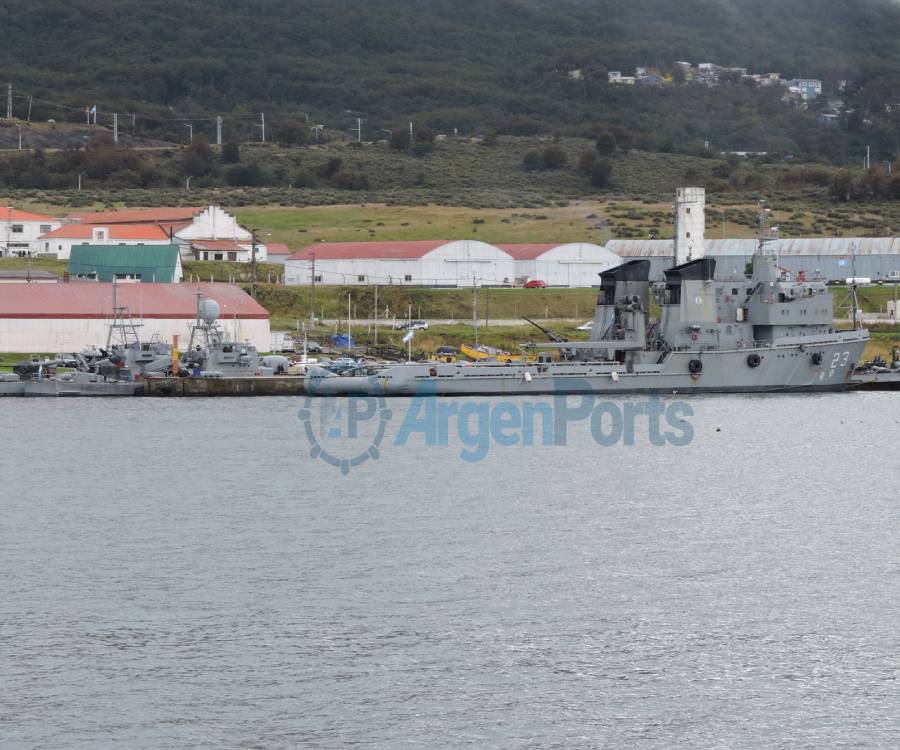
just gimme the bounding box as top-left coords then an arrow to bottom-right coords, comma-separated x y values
402,329 -> 415,343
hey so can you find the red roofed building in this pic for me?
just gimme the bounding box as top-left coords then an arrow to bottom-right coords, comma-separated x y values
76,207 -> 204,226
38,223 -> 180,260
284,240 -> 515,287
265,242 -> 292,265
2,207 -> 62,257
69,205 -> 267,263
0,282 -> 270,353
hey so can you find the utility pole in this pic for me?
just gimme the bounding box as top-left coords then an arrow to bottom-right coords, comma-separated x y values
472,277 -> 478,347
77,172 -> 85,191
309,252 -> 316,321
185,122 -> 193,145
216,116 -> 223,146
258,113 -> 266,143
113,113 -> 119,144
85,107 -> 90,125
6,83 -> 11,120
347,292 -> 352,352
26,96 -> 32,122
356,117 -> 362,144
249,229 -> 258,299
866,144 -> 871,170
373,285 -> 378,346
409,121 -> 413,144
130,113 -> 136,133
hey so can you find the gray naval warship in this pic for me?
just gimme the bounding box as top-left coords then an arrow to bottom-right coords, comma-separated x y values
306,240 -> 869,396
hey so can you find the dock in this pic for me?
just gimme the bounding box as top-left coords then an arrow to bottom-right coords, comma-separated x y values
139,376 -> 306,397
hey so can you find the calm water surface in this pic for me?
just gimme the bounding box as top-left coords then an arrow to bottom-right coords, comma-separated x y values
1,393 -> 898,748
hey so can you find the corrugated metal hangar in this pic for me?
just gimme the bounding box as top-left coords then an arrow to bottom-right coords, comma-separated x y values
284,240 -> 620,288
607,238 -> 900,282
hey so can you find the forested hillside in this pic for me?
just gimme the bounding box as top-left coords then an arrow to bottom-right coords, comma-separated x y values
1,0 -> 900,161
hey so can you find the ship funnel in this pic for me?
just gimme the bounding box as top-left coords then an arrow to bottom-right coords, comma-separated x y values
597,259 -> 651,309
663,257 -> 717,305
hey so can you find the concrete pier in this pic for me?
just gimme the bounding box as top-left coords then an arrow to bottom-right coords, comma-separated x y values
140,376 -> 306,397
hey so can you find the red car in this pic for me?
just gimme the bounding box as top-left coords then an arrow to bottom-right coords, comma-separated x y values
524,279 -> 547,288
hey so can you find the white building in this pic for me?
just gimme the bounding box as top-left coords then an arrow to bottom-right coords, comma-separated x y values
71,205 -> 267,262
264,243 -> 292,265
608,71 -> 636,85
38,223 -> 179,260
285,240 -> 516,287
787,78 -> 823,102
0,282 -> 270,353
499,243 -> 621,287
1,208 -> 62,257
674,187 -> 706,264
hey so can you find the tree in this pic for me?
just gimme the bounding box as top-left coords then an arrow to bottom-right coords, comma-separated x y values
609,126 -> 633,153
542,145 -> 567,169
292,168 -> 317,188
273,118 -> 308,146
577,148 -> 599,174
226,162 -> 268,186
595,131 -> 617,155
221,141 -> 240,163
828,170 -> 854,202
389,129 -> 411,151
333,170 -> 371,190
181,135 -> 215,177
317,156 -> 342,178
590,159 -> 613,188
522,149 -> 544,170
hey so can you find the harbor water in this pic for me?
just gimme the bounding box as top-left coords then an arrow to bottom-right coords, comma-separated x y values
1,393 -> 898,748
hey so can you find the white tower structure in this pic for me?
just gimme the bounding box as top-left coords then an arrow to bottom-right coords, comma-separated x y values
674,186 -> 705,265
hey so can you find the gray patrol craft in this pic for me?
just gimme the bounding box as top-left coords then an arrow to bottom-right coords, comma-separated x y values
306,240 -> 869,396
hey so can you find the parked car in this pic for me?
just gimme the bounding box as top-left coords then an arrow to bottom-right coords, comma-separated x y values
394,320 -> 429,330
575,321 -> 593,331
294,339 -> 322,353
524,279 -> 547,288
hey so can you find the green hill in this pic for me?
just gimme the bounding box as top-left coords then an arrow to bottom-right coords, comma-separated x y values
1,1 -> 900,163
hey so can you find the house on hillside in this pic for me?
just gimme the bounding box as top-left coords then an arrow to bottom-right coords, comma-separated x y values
607,71 -> 635,86
71,205 -> 267,262
787,78 -> 822,102
38,223 -> 183,260
67,244 -> 184,283
1,208 -> 62,257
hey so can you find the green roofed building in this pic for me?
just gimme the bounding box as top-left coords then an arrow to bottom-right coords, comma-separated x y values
67,244 -> 183,283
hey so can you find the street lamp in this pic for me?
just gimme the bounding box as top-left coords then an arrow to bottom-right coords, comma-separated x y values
15,124 -> 22,150
185,176 -> 192,190
184,122 -> 193,145
77,171 -> 86,191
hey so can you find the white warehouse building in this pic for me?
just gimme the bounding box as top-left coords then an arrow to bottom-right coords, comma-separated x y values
285,240 -> 517,287
499,243 -> 621,287
0,282 -> 271,353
